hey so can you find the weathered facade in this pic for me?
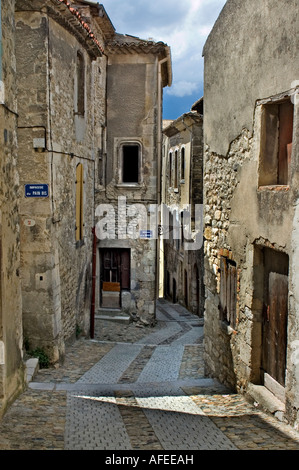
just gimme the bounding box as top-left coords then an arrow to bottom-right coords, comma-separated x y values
0,0 -> 25,418
203,0 -> 299,428
94,33 -> 172,326
0,0 -> 172,416
15,0 -> 106,363
162,100 -> 204,315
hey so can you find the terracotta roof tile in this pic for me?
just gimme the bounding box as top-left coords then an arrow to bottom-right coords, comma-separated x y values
55,0 -> 104,54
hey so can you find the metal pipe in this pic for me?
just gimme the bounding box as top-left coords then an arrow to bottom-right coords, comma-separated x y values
90,226 -> 97,339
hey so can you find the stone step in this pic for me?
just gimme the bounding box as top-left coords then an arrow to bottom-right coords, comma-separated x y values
96,308 -> 126,317
95,312 -> 131,324
25,358 -> 39,384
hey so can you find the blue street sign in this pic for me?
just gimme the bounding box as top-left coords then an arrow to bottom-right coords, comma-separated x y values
140,230 -> 153,239
25,184 -> 49,198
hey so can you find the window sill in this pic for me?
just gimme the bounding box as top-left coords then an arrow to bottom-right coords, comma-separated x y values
116,183 -> 141,189
258,185 -> 290,192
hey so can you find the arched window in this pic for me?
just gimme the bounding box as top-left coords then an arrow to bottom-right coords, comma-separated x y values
76,163 -> 84,243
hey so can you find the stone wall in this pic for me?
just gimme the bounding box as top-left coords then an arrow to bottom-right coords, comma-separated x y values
162,112 -> 204,316
0,0 -> 25,418
203,0 -> 299,427
95,37 -> 171,325
15,4 -> 104,363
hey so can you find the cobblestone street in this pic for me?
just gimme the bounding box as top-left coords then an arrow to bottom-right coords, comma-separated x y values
0,299 -> 299,453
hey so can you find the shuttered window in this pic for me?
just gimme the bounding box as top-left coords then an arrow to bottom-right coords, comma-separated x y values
219,256 -> 237,329
259,98 -> 293,186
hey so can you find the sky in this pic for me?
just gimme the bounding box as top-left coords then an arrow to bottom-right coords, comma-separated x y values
97,0 -> 227,120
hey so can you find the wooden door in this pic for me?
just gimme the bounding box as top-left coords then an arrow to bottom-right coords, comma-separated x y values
120,250 -> 130,290
262,272 -> 288,386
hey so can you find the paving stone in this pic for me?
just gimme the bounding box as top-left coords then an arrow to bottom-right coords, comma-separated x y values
1,299 -> 299,451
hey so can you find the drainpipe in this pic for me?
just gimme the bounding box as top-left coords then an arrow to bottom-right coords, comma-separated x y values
90,226 -> 97,339
156,56 -> 169,301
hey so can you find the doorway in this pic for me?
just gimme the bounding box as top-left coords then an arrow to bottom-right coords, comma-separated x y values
261,248 -> 289,388
172,278 -> 177,303
100,248 -> 130,308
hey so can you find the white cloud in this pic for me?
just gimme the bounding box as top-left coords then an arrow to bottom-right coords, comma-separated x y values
166,81 -> 199,98
92,0 -> 227,101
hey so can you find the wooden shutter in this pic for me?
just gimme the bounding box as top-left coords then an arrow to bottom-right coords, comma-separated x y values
220,257 -> 237,328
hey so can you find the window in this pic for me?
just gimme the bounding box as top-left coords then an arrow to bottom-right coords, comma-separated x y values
75,163 -> 84,243
219,256 -> 237,329
181,147 -> 185,181
76,52 -> 85,116
174,150 -> 178,188
121,143 -> 141,184
259,98 -> 294,186
169,151 -> 172,186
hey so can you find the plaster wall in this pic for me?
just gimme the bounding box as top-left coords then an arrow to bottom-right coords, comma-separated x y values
203,0 -> 299,426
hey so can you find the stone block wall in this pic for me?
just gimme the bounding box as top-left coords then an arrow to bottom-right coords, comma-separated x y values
15,5 -> 105,363
0,0 -> 24,418
162,113 -> 204,315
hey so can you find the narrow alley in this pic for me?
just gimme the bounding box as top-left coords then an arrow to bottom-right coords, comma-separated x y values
0,299 -> 299,453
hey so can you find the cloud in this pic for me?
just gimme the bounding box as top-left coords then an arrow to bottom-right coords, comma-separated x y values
92,0 -> 227,108
166,81 -> 199,98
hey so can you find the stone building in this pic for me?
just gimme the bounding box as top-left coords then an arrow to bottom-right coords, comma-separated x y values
0,0 -> 25,418
94,32 -> 172,326
15,0 -> 107,364
162,99 -> 204,315
203,0 -> 299,427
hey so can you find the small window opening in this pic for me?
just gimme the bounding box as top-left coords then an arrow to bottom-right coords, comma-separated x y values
181,147 -> 185,180
169,152 -> 172,186
259,98 -> 293,186
122,144 -> 140,183
76,52 -> 85,116
174,150 -> 178,188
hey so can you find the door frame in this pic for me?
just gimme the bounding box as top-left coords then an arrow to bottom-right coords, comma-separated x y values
99,248 -> 131,309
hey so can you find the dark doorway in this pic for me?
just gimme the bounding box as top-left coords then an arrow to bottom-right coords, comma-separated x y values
100,248 -> 130,308
184,269 -> 188,307
172,278 -> 177,304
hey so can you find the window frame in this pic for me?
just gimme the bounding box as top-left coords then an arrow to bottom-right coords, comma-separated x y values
118,141 -> 142,186
258,95 -> 294,188
181,146 -> 186,182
